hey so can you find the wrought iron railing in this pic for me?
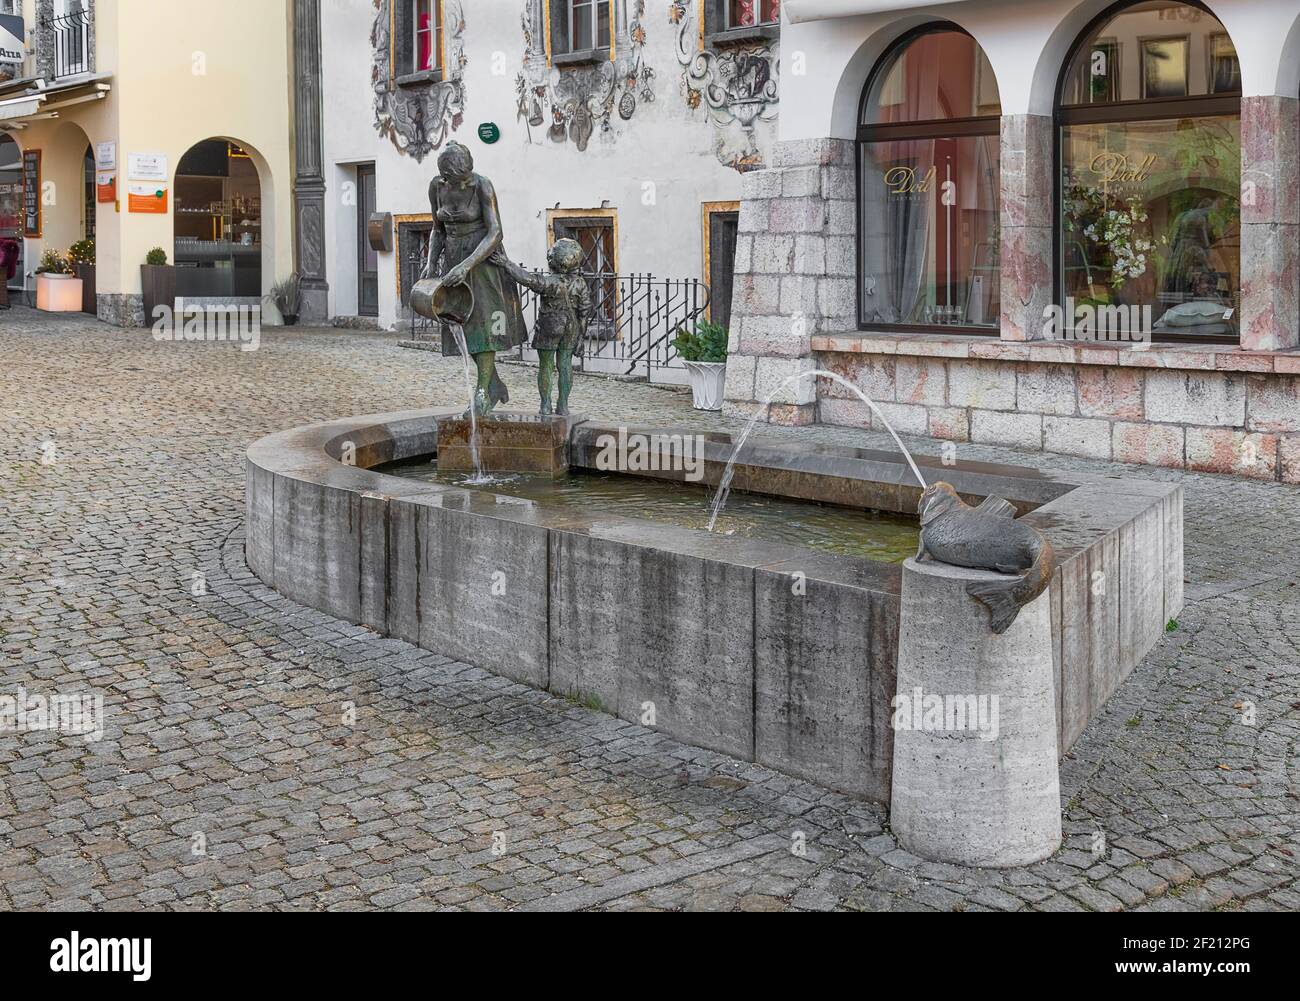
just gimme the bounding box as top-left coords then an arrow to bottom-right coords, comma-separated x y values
47,6 -> 93,79
402,249 -> 711,379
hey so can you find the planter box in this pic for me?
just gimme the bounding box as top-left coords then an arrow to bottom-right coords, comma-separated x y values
75,263 -> 96,315
683,360 -> 727,411
36,274 -> 84,312
140,264 -> 176,324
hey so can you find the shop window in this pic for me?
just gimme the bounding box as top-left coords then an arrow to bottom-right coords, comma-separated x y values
549,0 -> 612,65
704,0 -> 779,45
174,139 -> 263,301
396,0 -> 444,83
857,27 -> 1002,333
1058,2 -> 1241,343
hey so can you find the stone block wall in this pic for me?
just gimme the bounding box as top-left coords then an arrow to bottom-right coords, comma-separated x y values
723,138 -> 858,426
814,335 -> 1300,482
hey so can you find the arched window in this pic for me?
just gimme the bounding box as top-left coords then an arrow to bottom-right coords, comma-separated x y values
1058,1 -> 1241,342
858,27 -> 1002,332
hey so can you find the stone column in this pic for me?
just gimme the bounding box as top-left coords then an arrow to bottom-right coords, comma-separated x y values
293,0 -> 329,323
722,138 -> 857,426
34,0 -> 54,79
890,558 -> 1062,868
1240,95 -> 1300,352
999,115 -> 1054,342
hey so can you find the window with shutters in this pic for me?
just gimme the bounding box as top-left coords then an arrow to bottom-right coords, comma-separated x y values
703,0 -> 779,46
396,0 -> 444,85
549,0 -> 613,66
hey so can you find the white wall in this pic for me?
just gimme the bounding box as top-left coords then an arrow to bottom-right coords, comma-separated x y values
781,0 -> 1300,138
320,0 -> 780,328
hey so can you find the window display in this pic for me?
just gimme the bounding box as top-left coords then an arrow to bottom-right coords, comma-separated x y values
858,28 -> 1001,332
1059,2 -> 1240,342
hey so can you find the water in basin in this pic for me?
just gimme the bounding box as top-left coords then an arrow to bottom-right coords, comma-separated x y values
379,458 -> 919,563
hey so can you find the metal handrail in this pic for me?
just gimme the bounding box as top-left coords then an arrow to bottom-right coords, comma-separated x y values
401,251 -> 712,379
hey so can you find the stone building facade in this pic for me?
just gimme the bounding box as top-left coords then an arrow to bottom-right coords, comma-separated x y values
724,0 -> 1300,482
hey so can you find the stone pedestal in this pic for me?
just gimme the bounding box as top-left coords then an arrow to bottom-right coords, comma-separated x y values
435,412 -> 585,476
890,558 -> 1061,868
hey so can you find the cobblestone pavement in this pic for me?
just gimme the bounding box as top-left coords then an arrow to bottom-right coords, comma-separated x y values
1,308 -> 1297,912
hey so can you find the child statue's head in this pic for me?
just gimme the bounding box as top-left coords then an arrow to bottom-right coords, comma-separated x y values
548,238 -> 583,273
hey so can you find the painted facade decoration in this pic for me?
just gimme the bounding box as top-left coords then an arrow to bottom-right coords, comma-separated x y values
372,0 -> 468,162
515,1 -> 656,152
669,1 -> 780,172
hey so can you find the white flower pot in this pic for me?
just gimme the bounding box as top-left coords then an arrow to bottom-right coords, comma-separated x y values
683,360 -> 727,411
36,274 -> 84,312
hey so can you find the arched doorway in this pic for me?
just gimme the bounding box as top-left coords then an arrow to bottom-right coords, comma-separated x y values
1057,0 -> 1241,342
0,133 -> 23,295
857,26 -> 1002,332
174,138 -> 263,301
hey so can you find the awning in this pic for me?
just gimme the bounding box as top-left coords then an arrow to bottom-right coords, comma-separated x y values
0,95 -> 42,122
0,73 -> 111,129
785,0 -> 969,23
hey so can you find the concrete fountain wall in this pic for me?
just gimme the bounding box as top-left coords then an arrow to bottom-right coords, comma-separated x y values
245,408 -> 1183,804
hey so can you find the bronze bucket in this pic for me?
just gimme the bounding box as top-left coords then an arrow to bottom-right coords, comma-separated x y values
411,277 -> 475,325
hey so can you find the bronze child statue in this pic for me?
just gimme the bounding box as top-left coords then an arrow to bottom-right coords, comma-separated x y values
492,239 -> 591,416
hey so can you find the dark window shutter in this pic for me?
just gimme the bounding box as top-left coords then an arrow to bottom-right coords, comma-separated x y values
704,0 -> 727,36
396,0 -> 413,75
550,0 -> 572,56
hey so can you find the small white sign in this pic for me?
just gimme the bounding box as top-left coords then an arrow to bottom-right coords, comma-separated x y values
96,142 -> 117,172
128,152 -> 168,182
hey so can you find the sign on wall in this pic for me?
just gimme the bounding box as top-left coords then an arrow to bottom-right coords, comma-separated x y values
96,142 -> 117,172
0,13 -> 24,73
128,152 -> 168,182
22,149 -> 40,238
96,173 -> 117,204
127,182 -> 168,214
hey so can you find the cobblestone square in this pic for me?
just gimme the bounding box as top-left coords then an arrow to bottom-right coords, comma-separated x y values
1,309 -> 1297,911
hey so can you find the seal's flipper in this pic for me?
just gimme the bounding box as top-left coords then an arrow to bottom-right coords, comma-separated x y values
975,496 -> 1017,519
916,536 -> 929,562
967,578 -> 1021,634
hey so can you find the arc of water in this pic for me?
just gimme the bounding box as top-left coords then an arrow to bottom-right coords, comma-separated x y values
707,369 -> 928,533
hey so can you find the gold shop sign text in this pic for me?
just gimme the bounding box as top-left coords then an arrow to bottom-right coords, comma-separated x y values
884,166 -> 935,196
1089,152 -> 1157,184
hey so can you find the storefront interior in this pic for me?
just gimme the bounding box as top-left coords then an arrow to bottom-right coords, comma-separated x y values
174,139 -> 262,300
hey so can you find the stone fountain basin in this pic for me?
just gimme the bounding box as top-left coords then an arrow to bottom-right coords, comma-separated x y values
245,407 -> 1183,802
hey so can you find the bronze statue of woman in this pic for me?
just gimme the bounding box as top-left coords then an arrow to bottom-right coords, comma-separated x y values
423,142 -> 526,415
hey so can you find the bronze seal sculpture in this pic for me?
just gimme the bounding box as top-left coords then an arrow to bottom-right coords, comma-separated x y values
916,482 -> 1056,635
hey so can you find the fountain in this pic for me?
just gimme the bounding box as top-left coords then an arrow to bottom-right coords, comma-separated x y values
244,155 -> 1183,866
708,369 -> 928,533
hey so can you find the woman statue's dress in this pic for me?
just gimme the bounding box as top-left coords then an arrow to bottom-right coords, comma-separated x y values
436,178 -> 527,388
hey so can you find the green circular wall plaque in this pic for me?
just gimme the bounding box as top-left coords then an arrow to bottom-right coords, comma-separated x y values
477,122 -> 501,145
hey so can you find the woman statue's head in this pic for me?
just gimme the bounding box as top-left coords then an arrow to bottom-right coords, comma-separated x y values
437,141 -> 474,182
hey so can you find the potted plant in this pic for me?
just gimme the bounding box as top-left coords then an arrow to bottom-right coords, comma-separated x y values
270,273 -> 302,326
69,238 -> 96,315
672,319 -> 729,410
35,248 -> 84,313
141,247 -> 175,324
